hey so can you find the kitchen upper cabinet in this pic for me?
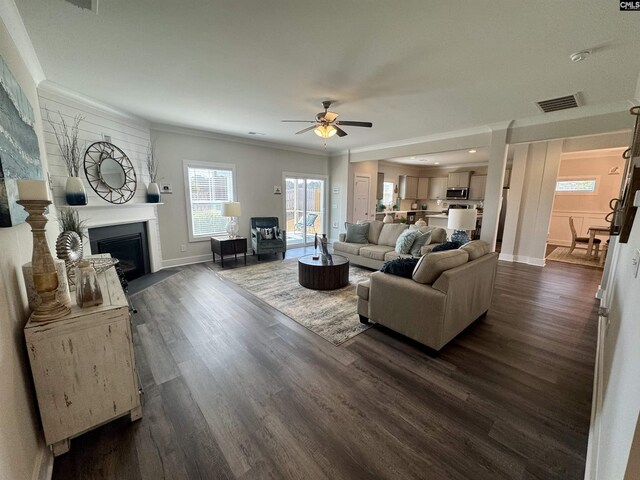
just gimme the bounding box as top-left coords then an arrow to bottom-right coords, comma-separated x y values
428,177 -> 448,200
417,177 -> 430,199
448,172 -> 471,188
376,172 -> 384,200
399,175 -> 418,199
469,175 -> 487,200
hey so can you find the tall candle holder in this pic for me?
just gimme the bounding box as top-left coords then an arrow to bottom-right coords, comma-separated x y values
17,200 -> 71,322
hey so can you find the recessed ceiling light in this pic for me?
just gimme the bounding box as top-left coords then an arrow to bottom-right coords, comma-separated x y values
468,149 -> 477,154
570,50 -> 591,63
434,162 -> 440,165
410,156 -> 416,160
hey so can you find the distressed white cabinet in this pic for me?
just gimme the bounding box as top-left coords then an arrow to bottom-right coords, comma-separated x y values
417,177 -> 430,199
469,175 -> 487,200
399,175 -> 418,199
447,172 -> 471,188
24,267 -> 141,456
428,177 -> 448,200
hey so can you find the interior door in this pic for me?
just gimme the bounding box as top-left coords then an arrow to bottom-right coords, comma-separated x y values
353,175 -> 370,223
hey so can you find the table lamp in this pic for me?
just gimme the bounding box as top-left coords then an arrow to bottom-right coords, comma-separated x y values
222,202 -> 241,238
447,208 -> 477,245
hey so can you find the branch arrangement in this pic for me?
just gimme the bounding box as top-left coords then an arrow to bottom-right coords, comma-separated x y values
146,141 -> 158,183
47,110 -> 85,177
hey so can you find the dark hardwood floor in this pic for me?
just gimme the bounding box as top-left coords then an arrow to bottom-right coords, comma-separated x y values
52,251 -> 602,480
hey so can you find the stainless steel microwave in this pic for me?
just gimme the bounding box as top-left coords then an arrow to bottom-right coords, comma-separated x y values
446,187 -> 469,200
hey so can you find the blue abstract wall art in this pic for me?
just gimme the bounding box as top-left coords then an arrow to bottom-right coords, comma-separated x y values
0,54 -> 43,227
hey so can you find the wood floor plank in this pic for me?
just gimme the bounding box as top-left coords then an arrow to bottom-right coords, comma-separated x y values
52,255 -> 600,480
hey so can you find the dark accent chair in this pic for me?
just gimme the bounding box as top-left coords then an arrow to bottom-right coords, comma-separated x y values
250,217 -> 287,260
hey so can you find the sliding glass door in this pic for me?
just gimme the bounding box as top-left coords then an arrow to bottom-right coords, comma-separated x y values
284,175 -> 326,246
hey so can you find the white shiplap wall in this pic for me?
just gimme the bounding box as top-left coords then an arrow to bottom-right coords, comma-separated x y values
38,82 -> 152,206
37,82 -> 164,271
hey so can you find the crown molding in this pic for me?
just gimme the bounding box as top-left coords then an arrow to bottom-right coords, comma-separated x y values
38,80 -> 150,126
150,122 -> 329,157
0,0 -> 46,84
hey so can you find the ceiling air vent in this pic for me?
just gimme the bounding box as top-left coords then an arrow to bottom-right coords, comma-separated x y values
64,0 -> 98,13
536,94 -> 580,113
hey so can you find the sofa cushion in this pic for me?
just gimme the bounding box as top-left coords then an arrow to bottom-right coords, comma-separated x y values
364,220 -> 384,244
410,231 -> 432,257
460,240 -> 491,260
412,249 -> 469,285
380,257 -> 420,278
356,280 -> 370,301
345,223 -> 369,243
384,251 -> 413,261
333,241 -> 367,255
428,227 -> 447,244
359,245 -> 395,261
377,223 -> 408,247
395,229 -> 419,254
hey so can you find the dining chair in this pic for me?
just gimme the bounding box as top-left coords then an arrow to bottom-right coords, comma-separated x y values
568,216 -> 600,257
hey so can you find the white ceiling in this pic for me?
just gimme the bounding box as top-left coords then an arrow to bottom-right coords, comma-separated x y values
16,0 -> 640,154
388,147 -> 491,167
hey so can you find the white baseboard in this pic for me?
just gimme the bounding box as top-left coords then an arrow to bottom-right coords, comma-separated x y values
498,253 -> 545,266
161,253 -> 212,269
32,446 -> 53,480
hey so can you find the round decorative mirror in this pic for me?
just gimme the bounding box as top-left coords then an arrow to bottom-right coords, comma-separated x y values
84,142 -> 137,204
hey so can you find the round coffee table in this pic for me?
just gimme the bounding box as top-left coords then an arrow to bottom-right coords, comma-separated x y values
298,254 -> 349,290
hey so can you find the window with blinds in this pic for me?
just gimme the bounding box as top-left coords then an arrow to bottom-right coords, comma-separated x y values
184,163 -> 235,239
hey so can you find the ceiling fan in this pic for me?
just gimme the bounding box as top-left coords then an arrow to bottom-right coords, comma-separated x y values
282,101 -> 373,138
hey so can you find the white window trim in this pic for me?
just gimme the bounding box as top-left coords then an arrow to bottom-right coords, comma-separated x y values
555,175 -> 601,196
183,159 -> 237,242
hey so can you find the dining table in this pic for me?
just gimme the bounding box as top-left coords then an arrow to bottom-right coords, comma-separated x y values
587,225 -> 610,257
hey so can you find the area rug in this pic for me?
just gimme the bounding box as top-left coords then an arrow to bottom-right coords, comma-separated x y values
546,246 -> 603,269
216,260 -> 373,345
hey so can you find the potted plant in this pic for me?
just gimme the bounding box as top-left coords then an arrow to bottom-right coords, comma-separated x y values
47,110 -> 87,205
146,142 -> 160,203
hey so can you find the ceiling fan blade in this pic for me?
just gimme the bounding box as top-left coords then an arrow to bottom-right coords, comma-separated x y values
335,126 -> 348,137
324,111 -> 338,123
336,121 -> 373,128
282,120 -> 316,123
295,125 -> 316,135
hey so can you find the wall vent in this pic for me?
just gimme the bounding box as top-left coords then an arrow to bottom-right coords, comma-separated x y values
64,0 -> 98,13
536,94 -> 580,113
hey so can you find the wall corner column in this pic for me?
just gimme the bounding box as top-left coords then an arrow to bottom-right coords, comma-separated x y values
480,125 -> 510,250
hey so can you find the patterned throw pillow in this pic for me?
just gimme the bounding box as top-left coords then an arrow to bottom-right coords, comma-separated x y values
431,241 -> 462,252
380,257 -> 420,278
395,229 -> 419,254
410,231 -> 433,257
259,227 -> 275,240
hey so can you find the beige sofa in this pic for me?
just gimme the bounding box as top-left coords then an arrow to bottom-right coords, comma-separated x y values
333,220 -> 447,270
356,240 -> 498,351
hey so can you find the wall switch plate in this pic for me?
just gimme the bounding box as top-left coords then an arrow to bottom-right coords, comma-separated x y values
332,221 -> 338,229
180,244 -> 187,252
633,190 -> 640,207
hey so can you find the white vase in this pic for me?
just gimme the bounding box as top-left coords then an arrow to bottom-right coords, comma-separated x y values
65,177 -> 87,205
147,182 -> 160,203
383,213 -> 394,224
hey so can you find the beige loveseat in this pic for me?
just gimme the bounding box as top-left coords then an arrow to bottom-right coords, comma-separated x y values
333,220 -> 447,270
356,240 -> 498,351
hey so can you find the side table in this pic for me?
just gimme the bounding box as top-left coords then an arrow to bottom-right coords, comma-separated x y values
211,236 -> 247,267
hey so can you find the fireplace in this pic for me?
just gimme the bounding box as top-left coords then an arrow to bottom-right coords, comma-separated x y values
88,222 -> 150,281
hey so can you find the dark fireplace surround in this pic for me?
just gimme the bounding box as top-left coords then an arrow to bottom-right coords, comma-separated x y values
88,222 -> 150,281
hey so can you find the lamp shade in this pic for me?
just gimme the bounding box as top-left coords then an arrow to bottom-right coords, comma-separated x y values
447,208 -> 477,230
222,202 -> 241,217
314,125 -> 337,138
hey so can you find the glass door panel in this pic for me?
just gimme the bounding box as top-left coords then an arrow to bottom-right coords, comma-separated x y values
285,176 -> 326,246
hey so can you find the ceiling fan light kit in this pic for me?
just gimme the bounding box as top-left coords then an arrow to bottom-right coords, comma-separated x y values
283,101 -> 372,140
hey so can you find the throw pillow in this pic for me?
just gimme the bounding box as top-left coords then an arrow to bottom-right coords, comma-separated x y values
259,227 -> 275,240
345,222 -> 369,243
380,257 -> 420,278
410,231 -> 433,257
395,229 -> 419,254
432,241 -> 462,252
